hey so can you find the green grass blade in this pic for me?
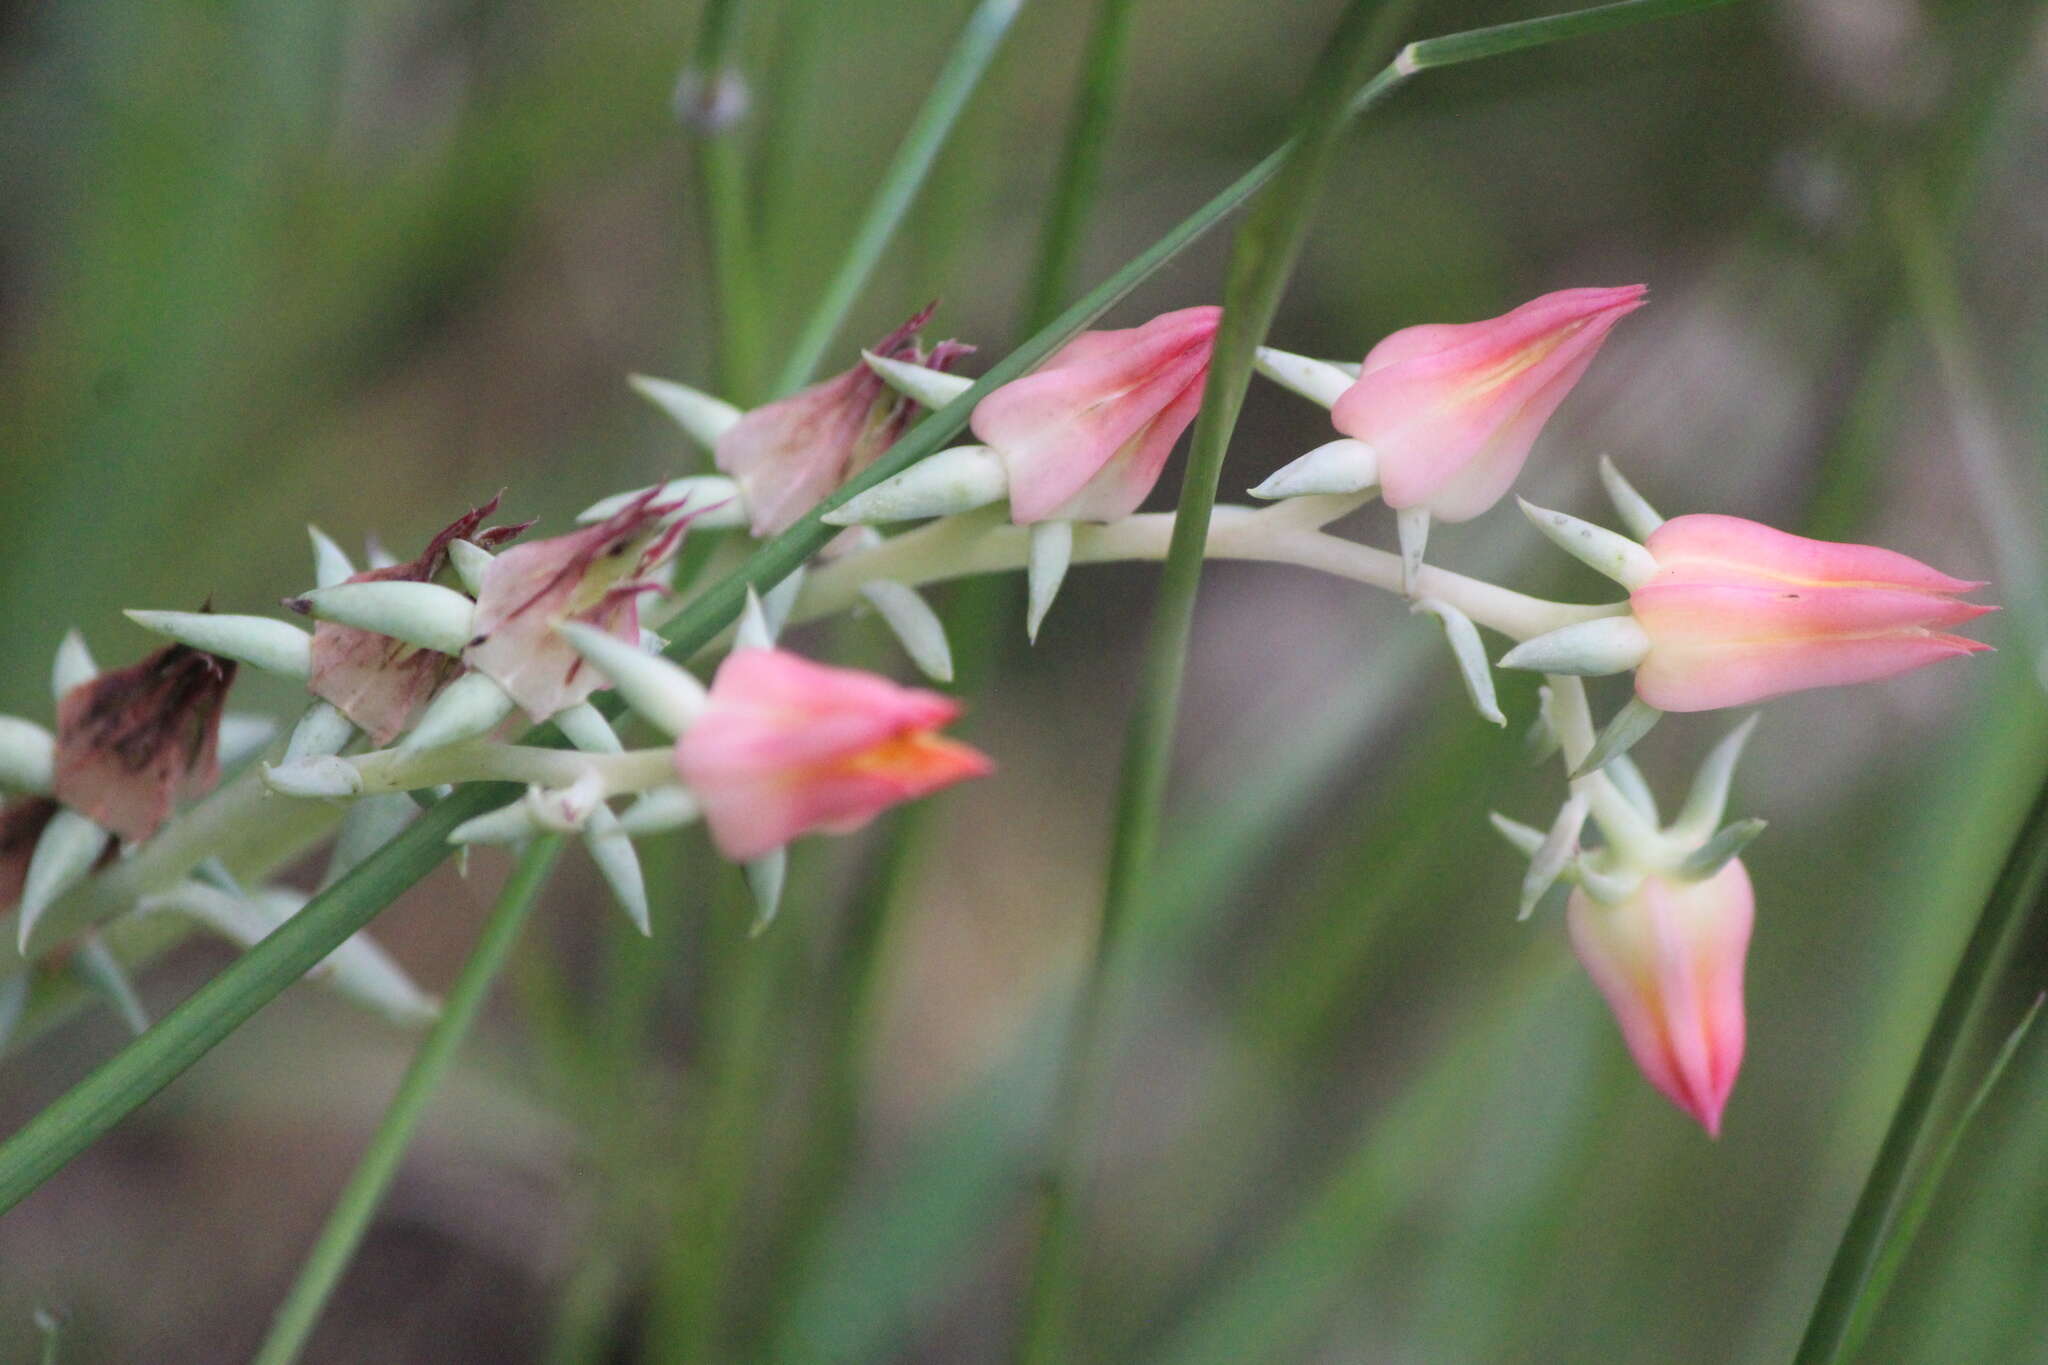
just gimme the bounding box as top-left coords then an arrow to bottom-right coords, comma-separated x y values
1794,768 -> 2048,1365
771,0 -> 1029,394
252,835 -> 564,1365
1017,0 -> 1138,333
1398,0 -> 1738,69
685,0 -> 768,403
1834,994 -> 2045,1360
1017,4 -> 1425,1358
0,781 -> 510,1214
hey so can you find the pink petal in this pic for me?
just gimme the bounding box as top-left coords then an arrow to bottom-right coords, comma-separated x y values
1331,285 -> 1644,521
1568,862 -> 1751,1136
675,648 -> 990,860
1644,514 -> 1986,593
972,305 -> 1219,524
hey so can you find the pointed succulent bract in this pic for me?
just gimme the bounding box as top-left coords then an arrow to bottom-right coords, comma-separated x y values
52,642 -> 236,843
674,648 -> 991,860
1567,861 -> 1752,1136
464,489 -> 691,721
1329,286 -> 1645,523
717,304 -> 972,536
1628,514 -> 1993,711
304,497 -> 531,744
972,304 -> 1221,524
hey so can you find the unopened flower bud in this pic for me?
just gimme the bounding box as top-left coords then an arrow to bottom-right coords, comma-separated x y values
1328,285 -> 1645,524
972,305 -> 1219,524
1568,862 -> 1752,1136
1628,514 -> 1994,711
674,648 -> 991,860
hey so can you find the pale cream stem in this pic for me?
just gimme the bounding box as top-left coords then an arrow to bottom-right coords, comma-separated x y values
792,503 -> 1622,643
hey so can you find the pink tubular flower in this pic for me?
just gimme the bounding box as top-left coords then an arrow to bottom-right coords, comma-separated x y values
1568,861 -> 1753,1136
52,644 -> 236,843
972,304 -> 1220,524
464,490 -> 691,720
1630,514 -> 1993,712
306,498 -> 531,743
717,305 -> 972,536
674,648 -> 992,860
1329,285 -> 1645,522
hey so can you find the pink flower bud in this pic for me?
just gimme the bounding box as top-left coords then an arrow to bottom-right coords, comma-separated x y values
674,648 -> 992,860
306,498 -> 531,743
1329,285 -> 1645,522
465,490 -> 691,721
52,644 -> 237,843
1630,514 -> 1994,712
1568,861 -> 1753,1136
717,305 -> 972,536
972,304 -> 1221,524
0,797 -> 59,910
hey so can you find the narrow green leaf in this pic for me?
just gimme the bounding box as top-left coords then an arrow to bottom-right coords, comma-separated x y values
0,782 -> 512,1215
1017,0 -> 1138,333
772,0 -> 1029,394
1835,994 -> 2045,1360
1019,5 -> 1426,1358
1794,767 -> 2048,1365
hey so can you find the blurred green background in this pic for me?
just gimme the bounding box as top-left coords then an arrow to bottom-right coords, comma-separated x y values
3,0 -> 2047,1360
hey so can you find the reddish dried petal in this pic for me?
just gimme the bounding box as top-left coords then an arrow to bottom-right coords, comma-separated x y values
53,645 -> 236,843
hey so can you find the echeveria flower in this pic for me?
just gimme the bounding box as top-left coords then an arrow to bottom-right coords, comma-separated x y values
972,304 -> 1221,523
52,643 -> 236,842
1330,285 -> 1645,522
674,648 -> 991,860
306,498 -> 530,743
464,490 -> 689,720
716,305 -> 972,536
1630,514 -> 1993,712
1568,860 -> 1752,1136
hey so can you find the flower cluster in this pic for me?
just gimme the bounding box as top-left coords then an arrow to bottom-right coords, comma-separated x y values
9,292 -> 1991,1137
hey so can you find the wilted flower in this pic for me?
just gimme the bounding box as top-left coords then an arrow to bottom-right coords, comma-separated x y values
1567,860 -> 1752,1136
0,798 -> 59,910
1330,285 -> 1645,522
464,489 -> 690,720
1630,514 -> 1993,712
306,498 -> 530,743
52,643 -> 236,842
674,648 -> 991,860
717,304 -> 972,536
972,304 -> 1220,524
